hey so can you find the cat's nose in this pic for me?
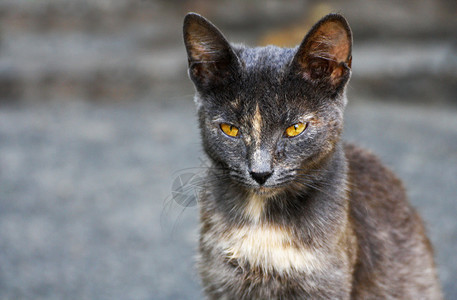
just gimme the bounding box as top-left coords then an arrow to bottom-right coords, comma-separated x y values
250,171 -> 272,185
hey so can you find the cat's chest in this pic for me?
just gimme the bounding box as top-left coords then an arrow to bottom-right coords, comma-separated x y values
215,224 -> 323,274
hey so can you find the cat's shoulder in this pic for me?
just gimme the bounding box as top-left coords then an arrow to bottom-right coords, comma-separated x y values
344,143 -> 402,186
343,142 -> 418,234
343,143 -> 407,206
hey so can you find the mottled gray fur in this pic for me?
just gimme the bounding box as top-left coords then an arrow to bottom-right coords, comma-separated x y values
183,12 -> 442,299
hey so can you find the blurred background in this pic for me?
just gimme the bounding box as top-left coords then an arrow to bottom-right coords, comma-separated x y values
0,0 -> 455,299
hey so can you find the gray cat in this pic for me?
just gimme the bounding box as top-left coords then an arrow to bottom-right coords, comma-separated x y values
183,12 -> 442,299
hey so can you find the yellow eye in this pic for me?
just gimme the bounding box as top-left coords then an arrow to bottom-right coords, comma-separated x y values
285,122 -> 307,137
220,123 -> 240,137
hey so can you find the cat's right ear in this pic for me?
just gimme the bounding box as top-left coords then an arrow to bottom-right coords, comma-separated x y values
183,13 -> 240,90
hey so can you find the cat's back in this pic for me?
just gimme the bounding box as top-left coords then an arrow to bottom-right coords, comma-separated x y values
344,143 -> 442,299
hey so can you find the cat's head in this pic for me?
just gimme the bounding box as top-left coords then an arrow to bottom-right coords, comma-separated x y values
183,13 -> 352,196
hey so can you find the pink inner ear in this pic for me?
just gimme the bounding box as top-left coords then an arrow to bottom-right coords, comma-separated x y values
186,22 -> 215,62
308,21 -> 351,64
185,20 -> 230,65
189,41 -> 216,63
295,19 -> 351,85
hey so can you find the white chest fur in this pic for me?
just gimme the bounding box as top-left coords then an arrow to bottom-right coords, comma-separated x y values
217,225 -> 322,274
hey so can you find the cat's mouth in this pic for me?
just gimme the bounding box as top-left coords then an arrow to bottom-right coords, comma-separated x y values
228,170 -> 289,197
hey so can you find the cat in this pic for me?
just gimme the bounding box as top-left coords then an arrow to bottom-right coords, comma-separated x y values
183,12 -> 442,299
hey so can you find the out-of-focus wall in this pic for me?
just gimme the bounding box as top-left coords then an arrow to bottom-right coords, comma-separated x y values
0,0 -> 455,104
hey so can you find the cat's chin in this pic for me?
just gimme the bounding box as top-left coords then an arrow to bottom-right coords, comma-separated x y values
251,186 -> 282,198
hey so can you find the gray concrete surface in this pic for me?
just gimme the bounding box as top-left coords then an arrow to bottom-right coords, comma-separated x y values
0,92 -> 456,299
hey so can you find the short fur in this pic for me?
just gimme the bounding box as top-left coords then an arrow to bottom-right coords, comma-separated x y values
183,12 -> 442,299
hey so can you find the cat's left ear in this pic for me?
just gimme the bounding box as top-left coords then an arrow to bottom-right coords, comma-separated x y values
291,14 -> 352,90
